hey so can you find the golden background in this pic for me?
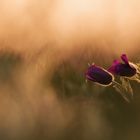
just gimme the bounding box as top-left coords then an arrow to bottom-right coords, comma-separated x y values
0,0 -> 140,140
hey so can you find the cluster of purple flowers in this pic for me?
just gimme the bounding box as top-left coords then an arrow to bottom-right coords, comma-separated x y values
85,54 -> 140,102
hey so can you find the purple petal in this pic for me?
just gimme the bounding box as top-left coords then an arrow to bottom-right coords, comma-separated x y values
108,58 -> 136,77
86,65 -> 113,86
108,60 -> 121,74
121,54 -> 129,65
115,64 -> 136,77
108,54 -> 137,77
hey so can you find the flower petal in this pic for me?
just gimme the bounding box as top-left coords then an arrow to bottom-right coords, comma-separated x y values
108,59 -> 121,74
86,64 -> 113,86
121,54 -> 129,65
108,54 -> 137,77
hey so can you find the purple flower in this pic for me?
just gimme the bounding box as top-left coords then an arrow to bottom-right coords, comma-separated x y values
108,54 -> 137,77
86,64 -> 114,86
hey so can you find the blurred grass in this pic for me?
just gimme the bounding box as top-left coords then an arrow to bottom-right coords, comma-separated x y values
0,49 -> 140,140
49,51 -> 140,140
0,51 -> 22,82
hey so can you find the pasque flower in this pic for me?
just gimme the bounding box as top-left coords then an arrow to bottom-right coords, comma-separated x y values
86,64 -> 114,86
85,57 -> 138,102
85,54 -> 140,102
108,54 -> 137,78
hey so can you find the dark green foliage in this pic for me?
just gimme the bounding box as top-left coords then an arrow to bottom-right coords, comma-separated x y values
0,52 -> 22,82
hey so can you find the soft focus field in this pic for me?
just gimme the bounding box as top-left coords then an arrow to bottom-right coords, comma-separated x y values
0,0 -> 140,140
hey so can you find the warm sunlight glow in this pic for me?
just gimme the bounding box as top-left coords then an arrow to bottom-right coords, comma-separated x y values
0,1 -> 140,140
0,0 -> 140,55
